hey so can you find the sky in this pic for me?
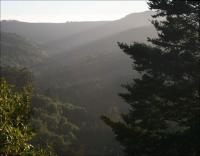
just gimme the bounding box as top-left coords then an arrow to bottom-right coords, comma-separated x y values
1,1 -> 149,23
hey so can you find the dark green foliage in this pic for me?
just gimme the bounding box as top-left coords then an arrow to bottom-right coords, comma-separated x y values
0,79 -> 33,155
102,1 -> 200,156
0,79 -> 57,156
31,95 -> 80,156
0,66 -> 33,91
0,66 -> 81,155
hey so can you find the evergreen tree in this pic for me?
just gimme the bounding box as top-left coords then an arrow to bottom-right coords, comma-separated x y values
102,1 -> 200,156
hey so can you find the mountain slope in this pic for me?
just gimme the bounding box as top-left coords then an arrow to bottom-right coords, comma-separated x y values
1,11 -> 154,55
0,20 -> 107,44
0,32 -> 46,69
0,11 -> 157,113
36,25 -> 157,113
0,11 -> 158,156
43,11 -> 155,54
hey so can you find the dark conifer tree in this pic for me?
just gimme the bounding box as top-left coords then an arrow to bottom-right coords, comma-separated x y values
102,1 -> 200,156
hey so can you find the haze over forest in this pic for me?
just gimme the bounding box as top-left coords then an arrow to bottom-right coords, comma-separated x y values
1,1 -> 199,155
1,10 -> 156,114
1,10 -> 157,155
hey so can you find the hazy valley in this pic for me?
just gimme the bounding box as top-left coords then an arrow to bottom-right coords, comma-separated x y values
1,11 -> 157,155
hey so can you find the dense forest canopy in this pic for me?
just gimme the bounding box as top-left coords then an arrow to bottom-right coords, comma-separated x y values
0,66 -> 82,156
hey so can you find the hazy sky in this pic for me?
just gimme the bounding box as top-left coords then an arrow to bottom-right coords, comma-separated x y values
1,1 -> 149,23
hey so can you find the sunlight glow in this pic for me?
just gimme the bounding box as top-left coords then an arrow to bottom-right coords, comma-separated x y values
1,1 -> 149,23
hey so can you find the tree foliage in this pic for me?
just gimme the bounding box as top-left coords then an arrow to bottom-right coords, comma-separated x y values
0,66 -> 81,155
31,94 -> 80,156
0,79 -> 56,156
0,66 -> 33,91
0,79 -> 33,155
102,1 -> 200,156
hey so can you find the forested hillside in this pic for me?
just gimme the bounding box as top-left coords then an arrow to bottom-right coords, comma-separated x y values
1,0 -> 199,155
1,11 -> 154,54
0,32 -> 47,70
0,66 -> 84,156
1,11 -> 157,155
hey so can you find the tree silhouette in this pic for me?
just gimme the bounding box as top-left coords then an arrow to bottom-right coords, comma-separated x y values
102,1 -> 200,156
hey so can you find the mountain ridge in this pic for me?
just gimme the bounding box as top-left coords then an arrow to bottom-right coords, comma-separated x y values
1,11 -> 153,24
1,11 -> 154,53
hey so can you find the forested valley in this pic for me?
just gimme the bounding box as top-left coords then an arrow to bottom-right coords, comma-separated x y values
1,1 -> 200,156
